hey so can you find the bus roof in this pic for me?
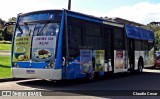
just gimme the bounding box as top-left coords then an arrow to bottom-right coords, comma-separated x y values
19,9 -> 124,28
18,9 -> 154,41
18,9 -> 62,17
66,10 -> 124,27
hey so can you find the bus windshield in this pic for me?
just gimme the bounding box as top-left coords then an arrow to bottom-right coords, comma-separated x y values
12,11 -> 61,65
15,22 -> 59,37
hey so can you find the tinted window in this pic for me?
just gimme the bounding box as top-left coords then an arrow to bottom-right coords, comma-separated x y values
69,25 -> 82,49
148,41 -> 154,50
85,23 -> 102,49
135,40 -> 142,50
85,23 -> 101,36
104,28 -> 112,59
114,28 -> 124,50
142,40 -> 148,50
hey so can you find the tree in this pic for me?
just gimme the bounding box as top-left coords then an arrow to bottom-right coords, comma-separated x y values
7,17 -> 16,36
0,18 -> 4,40
8,17 -> 16,22
154,30 -> 160,51
144,22 -> 160,51
0,17 -> 16,41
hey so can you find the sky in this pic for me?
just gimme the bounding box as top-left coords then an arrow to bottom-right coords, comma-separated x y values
0,0 -> 160,24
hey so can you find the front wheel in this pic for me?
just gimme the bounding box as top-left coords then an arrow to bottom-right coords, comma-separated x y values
138,61 -> 143,73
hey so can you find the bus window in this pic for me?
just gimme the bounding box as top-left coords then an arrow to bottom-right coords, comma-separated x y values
85,22 -> 102,49
135,40 -> 142,50
34,23 -> 59,36
148,41 -> 154,50
15,25 -> 35,37
68,25 -> 82,58
114,28 -> 124,50
104,28 -> 112,59
142,40 -> 148,50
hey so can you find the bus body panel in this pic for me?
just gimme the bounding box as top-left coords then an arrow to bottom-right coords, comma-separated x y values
62,63 -> 86,79
12,68 -> 62,80
114,50 -> 128,73
11,10 -> 63,80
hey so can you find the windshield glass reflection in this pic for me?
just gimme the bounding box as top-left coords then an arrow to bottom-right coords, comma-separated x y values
15,23 -> 59,37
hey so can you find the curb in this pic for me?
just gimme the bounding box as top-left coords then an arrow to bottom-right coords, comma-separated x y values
0,50 -> 11,53
0,78 -> 27,82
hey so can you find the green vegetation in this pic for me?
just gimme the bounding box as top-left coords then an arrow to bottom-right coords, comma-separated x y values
144,23 -> 160,51
0,17 -> 16,41
154,30 -> 160,51
0,56 -> 11,78
0,32 -> 3,40
0,44 -> 11,50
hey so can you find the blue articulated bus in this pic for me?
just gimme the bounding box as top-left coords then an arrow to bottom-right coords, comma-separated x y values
11,9 -> 154,80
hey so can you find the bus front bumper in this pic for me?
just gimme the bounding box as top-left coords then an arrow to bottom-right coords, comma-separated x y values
12,68 -> 62,80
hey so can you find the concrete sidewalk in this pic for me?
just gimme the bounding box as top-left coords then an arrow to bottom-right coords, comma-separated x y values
0,50 -> 11,56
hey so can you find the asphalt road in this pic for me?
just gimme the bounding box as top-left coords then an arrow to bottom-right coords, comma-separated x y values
0,68 -> 160,99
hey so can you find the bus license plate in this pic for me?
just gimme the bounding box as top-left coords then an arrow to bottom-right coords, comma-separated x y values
26,70 -> 35,74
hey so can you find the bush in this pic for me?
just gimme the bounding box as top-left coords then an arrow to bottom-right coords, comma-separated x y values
3,31 -> 12,41
0,32 -> 3,40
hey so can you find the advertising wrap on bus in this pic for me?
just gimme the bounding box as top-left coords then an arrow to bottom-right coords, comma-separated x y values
95,50 -> 105,72
13,36 -> 31,62
80,50 -> 93,73
13,36 -> 57,68
32,36 -> 56,63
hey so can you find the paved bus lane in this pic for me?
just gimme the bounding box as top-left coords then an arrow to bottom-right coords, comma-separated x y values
0,68 -> 160,99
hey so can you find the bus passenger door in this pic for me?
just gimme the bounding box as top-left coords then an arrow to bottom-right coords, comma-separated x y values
104,28 -> 113,72
128,39 -> 135,70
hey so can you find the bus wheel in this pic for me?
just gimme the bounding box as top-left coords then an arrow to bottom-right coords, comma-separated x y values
138,60 -> 143,73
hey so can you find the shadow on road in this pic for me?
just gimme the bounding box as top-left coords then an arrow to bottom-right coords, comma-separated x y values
17,70 -> 160,98
17,72 -> 140,87
145,67 -> 160,70
0,64 -> 10,68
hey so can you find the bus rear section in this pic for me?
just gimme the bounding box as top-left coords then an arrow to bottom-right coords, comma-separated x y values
11,10 -> 63,80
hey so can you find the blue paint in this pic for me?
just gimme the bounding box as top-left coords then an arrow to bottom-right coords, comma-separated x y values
62,61 -> 86,79
99,71 -> 104,76
66,63 -> 86,79
16,62 -> 49,68
67,11 -> 103,24
125,24 -> 154,41
31,63 -> 49,68
16,62 -> 30,68
55,10 -> 65,69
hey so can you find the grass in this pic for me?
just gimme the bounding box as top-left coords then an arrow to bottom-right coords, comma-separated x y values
0,44 -> 11,50
0,56 -> 11,78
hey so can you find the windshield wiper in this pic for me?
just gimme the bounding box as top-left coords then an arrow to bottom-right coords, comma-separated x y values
17,24 -> 23,34
37,22 -> 49,35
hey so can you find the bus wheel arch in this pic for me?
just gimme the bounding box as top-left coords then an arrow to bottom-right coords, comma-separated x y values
138,56 -> 144,73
